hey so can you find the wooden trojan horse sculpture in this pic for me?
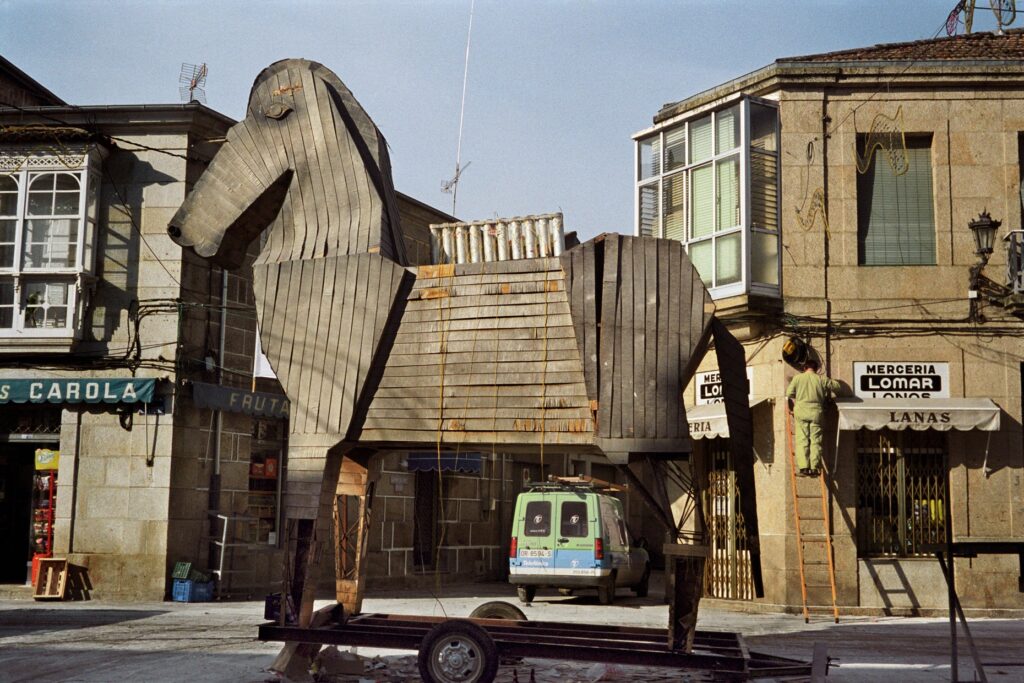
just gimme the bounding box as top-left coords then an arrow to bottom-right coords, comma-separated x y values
168,59 -> 761,630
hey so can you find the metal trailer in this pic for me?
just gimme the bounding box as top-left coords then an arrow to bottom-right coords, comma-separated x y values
258,611 -> 816,682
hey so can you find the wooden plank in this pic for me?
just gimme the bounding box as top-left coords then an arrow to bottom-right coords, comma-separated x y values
360,416 -> 594,433
582,241 -> 598,401
389,337 -> 578,358
399,300 -> 572,322
617,236 -> 631,438
376,370 -> 587,389
598,235 -> 619,439
303,256 -> 329,434
667,241 -> 684,439
366,407 -> 592,421
631,236 -> 645,437
371,382 -> 590,399
644,238 -> 658,438
368,394 -> 591,410
656,238 -> 670,438
381,359 -> 584,377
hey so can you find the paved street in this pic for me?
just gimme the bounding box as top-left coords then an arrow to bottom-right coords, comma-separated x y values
1,581 -> 1023,682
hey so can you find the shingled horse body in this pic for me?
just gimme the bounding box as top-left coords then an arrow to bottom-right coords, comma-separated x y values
169,59 -> 758,629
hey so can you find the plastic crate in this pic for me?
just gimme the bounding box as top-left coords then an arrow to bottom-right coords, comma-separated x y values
172,579 -> 214,602
172,562 -> 209,582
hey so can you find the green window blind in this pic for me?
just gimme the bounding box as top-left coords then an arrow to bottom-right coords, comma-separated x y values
638,184 -> 658,237
663,173 -> 686,241
691,164 -> 714,239
857,138 -> 935,265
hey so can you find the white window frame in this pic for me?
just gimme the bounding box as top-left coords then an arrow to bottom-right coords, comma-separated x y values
635,96 -> 781,300
0,148 -> 101,340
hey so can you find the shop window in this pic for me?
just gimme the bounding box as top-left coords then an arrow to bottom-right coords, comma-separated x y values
248,418 -> 285,545
856,430 -> 948,557
0,156 -> 101,344
413,471 -> 446,569
857,135 -> 936,265
635,98 -> 780,299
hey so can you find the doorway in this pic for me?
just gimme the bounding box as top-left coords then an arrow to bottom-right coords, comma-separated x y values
0,444 -> 38,583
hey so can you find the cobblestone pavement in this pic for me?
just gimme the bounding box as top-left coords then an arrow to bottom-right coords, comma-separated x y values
1,581 -> 1023,682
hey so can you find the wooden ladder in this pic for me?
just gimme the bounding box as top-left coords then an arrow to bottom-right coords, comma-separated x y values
786,408 -> 839,623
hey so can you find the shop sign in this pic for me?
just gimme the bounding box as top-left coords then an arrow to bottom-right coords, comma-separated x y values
853,362 -> 949,399
192,381 -> 289,419
695,368 -> 754,405
0,378 -> 156,404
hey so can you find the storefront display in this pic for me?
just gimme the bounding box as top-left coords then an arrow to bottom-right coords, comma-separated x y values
31,449 -> 59,585
248,419 -> 283,544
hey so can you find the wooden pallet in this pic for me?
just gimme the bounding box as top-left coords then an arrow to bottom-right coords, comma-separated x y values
33,558 -> 68,601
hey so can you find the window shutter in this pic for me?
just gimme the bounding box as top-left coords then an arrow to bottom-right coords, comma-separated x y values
638,183 -> 658,237
858,139 -> 935,265
663,173 -> 686,241
691,164 -> 714,239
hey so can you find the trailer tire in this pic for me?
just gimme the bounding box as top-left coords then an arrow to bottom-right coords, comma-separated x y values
469,601 -> 527,621
418,620 -> 499,683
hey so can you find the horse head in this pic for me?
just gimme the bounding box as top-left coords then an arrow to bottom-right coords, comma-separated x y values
168,58 -> 406,268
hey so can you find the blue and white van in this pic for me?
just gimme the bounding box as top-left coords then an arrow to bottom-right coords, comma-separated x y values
508,478 -> 650,604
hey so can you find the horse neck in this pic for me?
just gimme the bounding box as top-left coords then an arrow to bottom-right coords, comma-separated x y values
255,184 -> 385,265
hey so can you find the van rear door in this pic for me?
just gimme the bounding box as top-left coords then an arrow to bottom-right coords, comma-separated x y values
554,495 -> 598,578
515,495 -> 555,577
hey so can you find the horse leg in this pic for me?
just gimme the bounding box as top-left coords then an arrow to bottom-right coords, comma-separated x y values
332,449 -> 376,615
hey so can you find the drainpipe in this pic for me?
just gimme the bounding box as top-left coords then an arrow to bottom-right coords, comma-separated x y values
822,91 -> 832,376
207,269 -> 228,524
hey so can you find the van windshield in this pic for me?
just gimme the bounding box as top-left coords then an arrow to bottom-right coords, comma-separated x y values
560,501 -> 589,537
523,501 -> 551,536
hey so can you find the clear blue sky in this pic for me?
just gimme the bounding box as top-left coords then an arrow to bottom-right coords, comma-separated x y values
1,1 -> 1008,240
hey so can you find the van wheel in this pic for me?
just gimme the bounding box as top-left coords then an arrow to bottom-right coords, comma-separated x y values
418,620 -> 498,683
516,586 -> 535,604
469,601 -> 527,621
598,576 -> 615,605
632,564 -> 650,598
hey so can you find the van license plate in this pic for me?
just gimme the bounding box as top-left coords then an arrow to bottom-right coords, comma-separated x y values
519,549 -> 551,558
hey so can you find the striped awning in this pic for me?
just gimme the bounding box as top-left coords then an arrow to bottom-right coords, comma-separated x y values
407,451 -> 482,474
686,398 -> 769,440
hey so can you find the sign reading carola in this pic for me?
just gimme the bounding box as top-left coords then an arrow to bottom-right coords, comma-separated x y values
0,379 -> 156,404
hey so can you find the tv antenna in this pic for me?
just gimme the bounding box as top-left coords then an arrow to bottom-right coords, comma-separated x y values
441,0 -> 475,216
179,63 -> 208,104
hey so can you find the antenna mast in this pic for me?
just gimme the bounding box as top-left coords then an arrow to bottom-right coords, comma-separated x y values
443,0 -> 476,215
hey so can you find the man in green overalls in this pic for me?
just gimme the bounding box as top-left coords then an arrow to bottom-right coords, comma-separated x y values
786,358 -> 841,476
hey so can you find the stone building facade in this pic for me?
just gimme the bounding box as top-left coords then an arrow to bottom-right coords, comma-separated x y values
635,30 -> 1024,614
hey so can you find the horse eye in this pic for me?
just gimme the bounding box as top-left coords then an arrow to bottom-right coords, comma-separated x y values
265,102 -> 293,120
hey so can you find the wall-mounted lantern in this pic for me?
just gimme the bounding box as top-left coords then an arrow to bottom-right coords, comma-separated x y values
968,211 -> 1003,322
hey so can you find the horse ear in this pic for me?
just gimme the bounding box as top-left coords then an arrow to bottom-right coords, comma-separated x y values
264,102 -> 293,120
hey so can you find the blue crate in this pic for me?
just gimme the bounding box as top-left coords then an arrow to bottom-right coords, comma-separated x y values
172,578 -> 214,602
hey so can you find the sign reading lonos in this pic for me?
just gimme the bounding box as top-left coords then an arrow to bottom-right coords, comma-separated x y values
0,378 -> 156,404
853,362 -> 949,399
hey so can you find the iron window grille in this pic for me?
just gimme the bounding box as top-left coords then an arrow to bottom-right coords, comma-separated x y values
855,429 -> 949,558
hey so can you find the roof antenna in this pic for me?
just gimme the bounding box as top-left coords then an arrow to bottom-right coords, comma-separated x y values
179,63 -> 208,104
442,0 -> 475,216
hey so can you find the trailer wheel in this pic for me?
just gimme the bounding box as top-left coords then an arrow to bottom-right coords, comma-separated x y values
469,601 -> 527,621
418,620 -> 499,683
516,585 -> 536,603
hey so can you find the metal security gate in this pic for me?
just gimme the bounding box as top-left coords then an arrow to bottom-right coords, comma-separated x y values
856,430 -> 948,557
702,438 -> 755,600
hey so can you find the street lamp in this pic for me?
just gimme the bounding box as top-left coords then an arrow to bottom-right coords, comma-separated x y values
968,211 -> 1002,322
968,210 -> 1000,263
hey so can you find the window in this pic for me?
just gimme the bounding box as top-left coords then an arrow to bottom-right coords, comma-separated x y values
523,501 -> 551,536
635,98 -> 780,298
856,430 -> 948,557
559,500 -> 588,538
0,153 -> 100,341
857,136 -> 935,265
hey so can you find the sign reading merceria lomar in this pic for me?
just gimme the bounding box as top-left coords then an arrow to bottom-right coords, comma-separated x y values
853,362 -> 949,399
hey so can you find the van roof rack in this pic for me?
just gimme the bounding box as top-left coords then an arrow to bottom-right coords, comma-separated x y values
523,475 -> 628,493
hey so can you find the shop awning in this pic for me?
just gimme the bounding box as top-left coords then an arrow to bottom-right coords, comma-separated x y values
836,398 -> 1001,432
0,378 -> 155,404
686,398 -> 769,440
407,452 -> 482,474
